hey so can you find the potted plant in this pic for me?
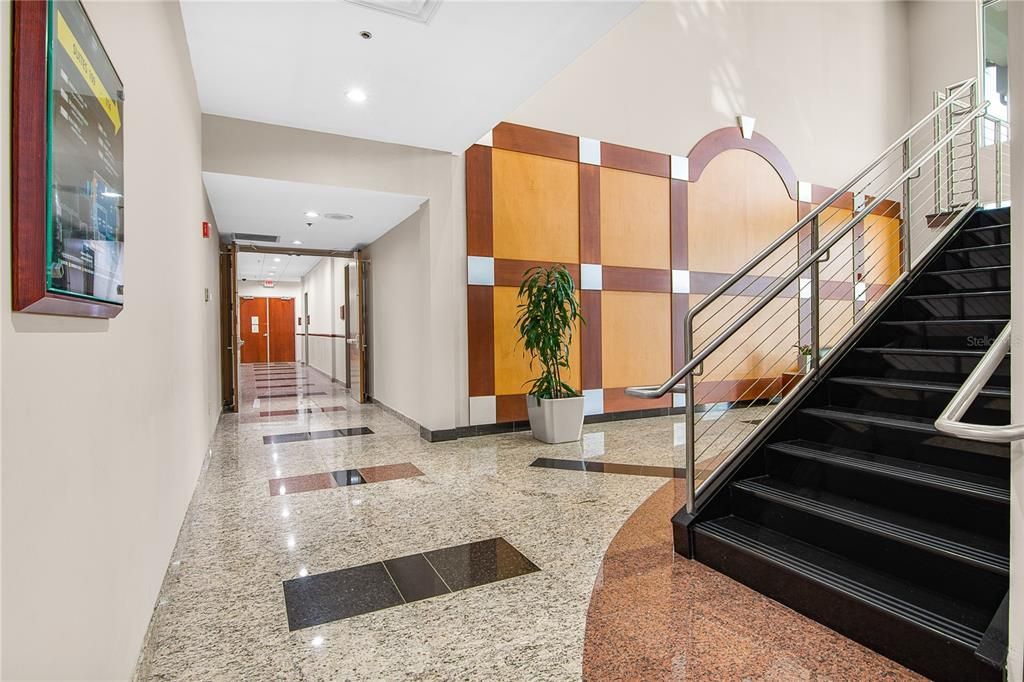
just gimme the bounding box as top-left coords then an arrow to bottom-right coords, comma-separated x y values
516,264 -> 586,443
794,344 -> 813,374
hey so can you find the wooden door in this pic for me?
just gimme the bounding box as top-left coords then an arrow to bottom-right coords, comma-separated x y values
268,297 -> 296,362
239,297 -> 268,363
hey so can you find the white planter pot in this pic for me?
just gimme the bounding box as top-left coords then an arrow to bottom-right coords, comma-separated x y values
526,395 -> 585,444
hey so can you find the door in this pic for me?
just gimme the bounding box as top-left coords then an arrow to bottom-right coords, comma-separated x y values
239,297 -> 268,363
346,260 -> 368,402
268,297 -> 296,362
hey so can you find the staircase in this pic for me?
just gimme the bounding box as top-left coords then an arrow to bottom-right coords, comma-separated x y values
687,207 -> 1010,681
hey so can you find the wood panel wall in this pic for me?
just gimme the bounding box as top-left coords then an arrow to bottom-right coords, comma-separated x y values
465,122 -> 903,425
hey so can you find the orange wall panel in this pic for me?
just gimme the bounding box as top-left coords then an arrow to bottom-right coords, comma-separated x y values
492,149 -> 579,264
600,291 -> 671,388
599,167 -> 670,270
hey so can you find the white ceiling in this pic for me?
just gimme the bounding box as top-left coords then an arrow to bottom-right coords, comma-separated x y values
180,0 -> 640,153
236,253 -> 324,282
203,172 -> 427,250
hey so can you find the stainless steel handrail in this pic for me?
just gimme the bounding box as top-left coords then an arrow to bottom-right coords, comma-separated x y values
668,79 -> 978,350
626,78 -> 990,515
626,99 -> 989,400
935,323 -> 1022,443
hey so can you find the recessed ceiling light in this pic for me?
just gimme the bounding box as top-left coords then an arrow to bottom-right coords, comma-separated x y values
324,212 -> 354,221
292,240 -> 303,245
346,88 -> 367,103
304,211 -> 318,218
274,258 -> 281,262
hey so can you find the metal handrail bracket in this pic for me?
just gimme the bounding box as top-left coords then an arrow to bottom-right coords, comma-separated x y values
935,323 -> 1022,443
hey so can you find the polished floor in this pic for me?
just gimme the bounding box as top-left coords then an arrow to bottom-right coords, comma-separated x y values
134,362 -> 920,680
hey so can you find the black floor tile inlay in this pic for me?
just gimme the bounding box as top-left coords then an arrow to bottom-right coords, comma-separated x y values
264,427 -> 373,444
281,537 -> 538,630
283,562 -> 403,630
384,554 -> 451,602
423,537 -> 540,591
530,457 -> 686,479
257,391 -> 328,399
330,469 -> 366,486
258,406 -> 347,417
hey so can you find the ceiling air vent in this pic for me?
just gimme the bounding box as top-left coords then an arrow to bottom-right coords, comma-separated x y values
233,233 -> 280,243
344,0 -> 441,24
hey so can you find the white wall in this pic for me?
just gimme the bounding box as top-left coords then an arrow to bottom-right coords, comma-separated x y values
0,1 -> 222,679
202,116 -> 467,430
507,0 -> 911,189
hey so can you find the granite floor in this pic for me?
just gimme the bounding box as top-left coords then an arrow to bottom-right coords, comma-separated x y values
133,362 -> 918,681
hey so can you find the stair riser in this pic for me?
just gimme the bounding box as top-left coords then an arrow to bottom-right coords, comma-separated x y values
952,225 -> 1010,249
868,321 -> 1008,350
789,413 -> 1009,469
764,452 -> 1009,535
901,293 -> 1010,320
939,247 -> 1010,270
825,383 -> 1009,422
917,269 -> 1010,294
693,530 -> 1003,682
844,352 -> 1009,388
970,210 -> 1011,227
729,489 -> 1008,600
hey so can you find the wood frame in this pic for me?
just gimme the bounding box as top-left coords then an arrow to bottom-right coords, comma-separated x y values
12,0 -> 123,318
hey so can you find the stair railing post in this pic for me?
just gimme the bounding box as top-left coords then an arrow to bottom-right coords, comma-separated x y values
901,138 -> 912,274
995,119 -> 1003,208
933,90 -> 942,214
810,215 -> 820,375
683,319 -> 696,513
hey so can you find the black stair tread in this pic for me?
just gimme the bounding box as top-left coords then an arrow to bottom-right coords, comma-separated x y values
732,477 -> 1009,574
945,243 -> 1010,254
961,223 -> 1010,233
857,346 -> 991,357
829,375 -> 1010,398
696,515 -> 991,648
904,290 -> 1009,300
924,265 -> 1010,277
767,439 -> 1009,503
801,406 -> 944,433
879,318 -> 1008,326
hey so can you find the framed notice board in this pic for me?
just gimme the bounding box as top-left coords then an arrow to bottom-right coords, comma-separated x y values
13,0 -> 125,318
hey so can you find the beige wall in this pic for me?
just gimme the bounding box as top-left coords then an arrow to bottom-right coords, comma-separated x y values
1007,5 -> 1022,680
908,1 -> 979,120
301,257 -> 348,380
202,116 -> 468,431
1,1 -> 222,679
364,209 -> 429,426
507,0 -> 911,189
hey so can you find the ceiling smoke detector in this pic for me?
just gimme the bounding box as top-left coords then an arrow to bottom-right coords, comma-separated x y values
323,213 -> 354,221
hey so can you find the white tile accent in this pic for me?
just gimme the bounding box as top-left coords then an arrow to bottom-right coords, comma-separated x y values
583,388 -> 604,416
671,155 -> 689,181
467,256 -> 494,286
469,395 -> 496,426
582,431 -> 605,457
798,181 -> 812,203
579,137 -> 601,165
476,130 -> 493,147
853,191 -> 866,212
673,392 -> 686,408
739,115 -> 756,140
799,277 -> 811,299
673,421 -> 686,446
855,281 -> 867,302
672,269 -> 690,294
581,263 -> 603,291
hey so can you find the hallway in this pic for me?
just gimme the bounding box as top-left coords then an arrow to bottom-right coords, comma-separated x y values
135,363 -> 918,680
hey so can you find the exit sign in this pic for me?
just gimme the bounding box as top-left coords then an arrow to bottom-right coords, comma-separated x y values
263,279 -> 275,288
